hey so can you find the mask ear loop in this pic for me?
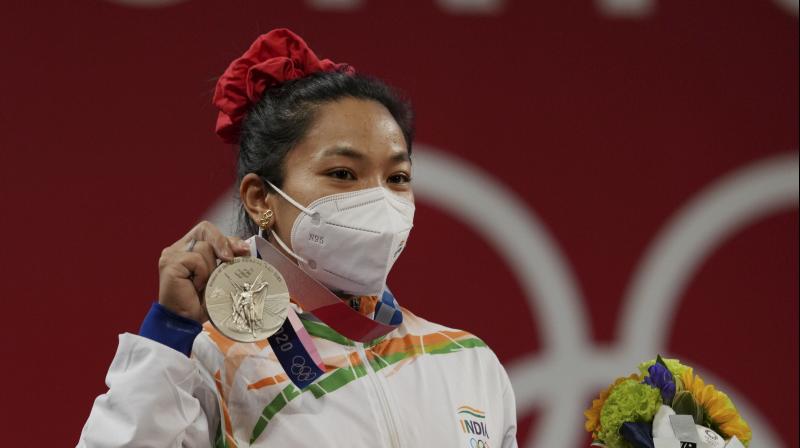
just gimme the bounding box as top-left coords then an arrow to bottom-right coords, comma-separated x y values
270,229 -> 308,265
265,180 -> 318,219
259,180 -> 310,265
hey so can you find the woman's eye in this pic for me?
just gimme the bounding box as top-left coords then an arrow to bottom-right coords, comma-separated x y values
328,169 -> 355,180
388,173 -> 412,184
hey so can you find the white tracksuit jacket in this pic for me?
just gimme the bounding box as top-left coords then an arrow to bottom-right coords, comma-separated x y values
78,304 -> 518,447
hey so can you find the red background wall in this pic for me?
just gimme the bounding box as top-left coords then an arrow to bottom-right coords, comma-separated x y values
0,0 -> 796,446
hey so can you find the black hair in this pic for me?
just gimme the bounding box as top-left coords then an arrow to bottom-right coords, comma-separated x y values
235,70 -> 415,237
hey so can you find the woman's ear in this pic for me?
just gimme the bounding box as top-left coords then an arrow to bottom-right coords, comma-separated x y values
240,173 -> 275,229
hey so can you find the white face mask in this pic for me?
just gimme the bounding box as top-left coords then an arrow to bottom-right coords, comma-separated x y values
264,180 -> 415,296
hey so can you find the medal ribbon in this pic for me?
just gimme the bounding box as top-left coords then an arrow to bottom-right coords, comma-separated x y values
248,236 -> 403,388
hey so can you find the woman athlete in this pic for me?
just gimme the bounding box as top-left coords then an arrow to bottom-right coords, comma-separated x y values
79,28 -> 517,448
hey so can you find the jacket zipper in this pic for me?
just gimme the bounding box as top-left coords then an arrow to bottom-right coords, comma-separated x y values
356,342 -> 401,448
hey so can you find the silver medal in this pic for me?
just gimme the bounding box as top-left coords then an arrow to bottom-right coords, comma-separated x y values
204,257 -> 290,342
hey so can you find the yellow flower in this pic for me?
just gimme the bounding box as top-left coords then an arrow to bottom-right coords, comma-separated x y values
681,368 -> 752,445
584,374 -> 641,438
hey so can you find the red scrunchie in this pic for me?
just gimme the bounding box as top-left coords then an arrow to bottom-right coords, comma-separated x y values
212,28 -> 355,144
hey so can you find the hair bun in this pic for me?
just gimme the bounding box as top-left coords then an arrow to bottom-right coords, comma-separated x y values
212,28 -> 355,144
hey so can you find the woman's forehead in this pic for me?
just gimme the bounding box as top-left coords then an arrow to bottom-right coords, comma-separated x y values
295,98 -> 408,162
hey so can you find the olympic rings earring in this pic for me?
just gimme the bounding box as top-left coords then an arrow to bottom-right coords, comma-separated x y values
258,209 -> 274,238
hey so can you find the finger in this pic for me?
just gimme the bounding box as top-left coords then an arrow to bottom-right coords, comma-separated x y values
227,236 -> 251,256
173,251 -> 212,291
191,240 -> 218,278
191,221 -> 234,261
200,306 -> 210,324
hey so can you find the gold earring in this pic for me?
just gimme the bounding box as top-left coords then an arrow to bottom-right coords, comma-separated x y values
259,209 -> 274,230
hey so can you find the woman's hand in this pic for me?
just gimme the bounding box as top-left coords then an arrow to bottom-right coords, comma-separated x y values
158,221 -> 252,323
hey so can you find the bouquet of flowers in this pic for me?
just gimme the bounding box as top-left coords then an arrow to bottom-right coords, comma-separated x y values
584,356 -> 752,448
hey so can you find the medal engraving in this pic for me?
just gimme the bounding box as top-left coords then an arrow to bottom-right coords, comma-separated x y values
205,257 -> 290,342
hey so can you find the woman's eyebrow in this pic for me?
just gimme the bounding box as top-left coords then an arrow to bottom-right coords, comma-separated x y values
320,146 -> 365,160
320,146 -> 410,163
390,151 -> 410,163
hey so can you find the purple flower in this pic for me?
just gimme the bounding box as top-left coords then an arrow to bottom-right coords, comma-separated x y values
643,363 -> 676,404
